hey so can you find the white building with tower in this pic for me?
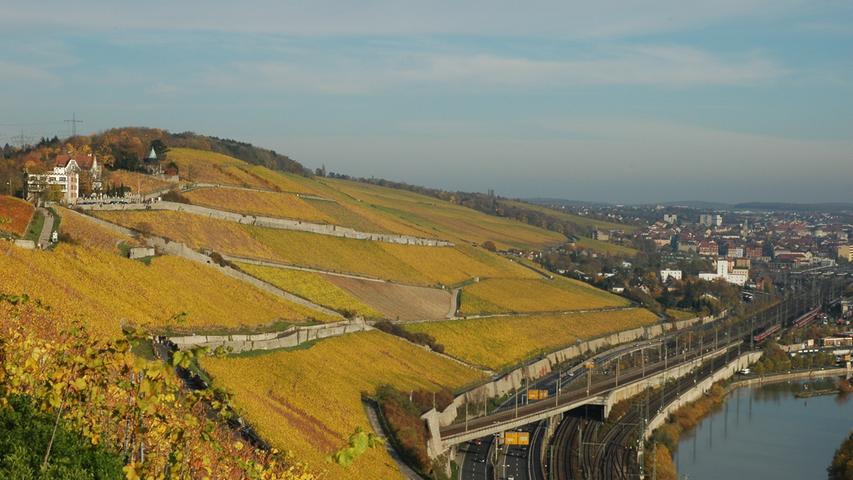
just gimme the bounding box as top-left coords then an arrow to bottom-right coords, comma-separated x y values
25,153 -> 101,204
699,259 -> 748,286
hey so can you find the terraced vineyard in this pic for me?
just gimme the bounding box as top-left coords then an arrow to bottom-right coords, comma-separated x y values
170,147 -> 322,194
92,209 -> 539,286
0,195 -> 35,237
326,275 -> 452,321
201,331 -> 484,480
404,308 -> 658,370
183,187 -> 336,223
0,240 -> 332,337
237,263 -> 383,318
459,277 -> 629,315
326,178 -> 567,250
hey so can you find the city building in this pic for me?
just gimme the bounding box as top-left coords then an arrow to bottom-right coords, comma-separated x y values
699,214 -> 723,227
699,259 -> 748,286
25,153 -> 102,204
660,269 -> 682,282
663,213 -> 677,224
592,229 -> 610,241
698,240 -> 719,257
839,245 -> 853,262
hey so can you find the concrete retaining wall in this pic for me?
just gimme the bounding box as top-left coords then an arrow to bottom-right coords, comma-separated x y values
641,351 -> 763,440
12,239 -> 35,249
168,318 -> 373,353
78,201 -> 453,246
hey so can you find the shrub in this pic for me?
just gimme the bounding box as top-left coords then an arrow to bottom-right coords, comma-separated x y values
374,321 -> 445,353
376,385 -> 431,474
161,189 -> 191,204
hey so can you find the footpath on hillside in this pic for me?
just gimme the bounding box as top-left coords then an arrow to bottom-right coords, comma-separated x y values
36,208 -> 55,249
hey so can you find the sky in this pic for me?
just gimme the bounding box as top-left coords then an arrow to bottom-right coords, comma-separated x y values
0,0 -> 851,204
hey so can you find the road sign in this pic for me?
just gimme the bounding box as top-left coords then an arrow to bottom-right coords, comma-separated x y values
503,431 -> 530,446
528,389 -> 549,400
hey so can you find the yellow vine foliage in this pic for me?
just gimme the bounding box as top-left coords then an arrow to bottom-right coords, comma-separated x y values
459,277 -> 628,315
201,331 -> 485,480
0,242 -> 329,337
57,207 -> 139,251
92,210 -> 277,260
170,148 -> 320,195
404,308 -> 659,370
237,263 -> 384,318
93,209 -> 538,286
324,178 -> 566,250
183,188 -> 335,223
0,299 -> 317,480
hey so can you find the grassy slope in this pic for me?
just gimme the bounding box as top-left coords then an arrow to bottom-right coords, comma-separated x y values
503,199 -> 639,233
574,236 -> 639,256
405,308 -> 659,370
201,331 -> 484,480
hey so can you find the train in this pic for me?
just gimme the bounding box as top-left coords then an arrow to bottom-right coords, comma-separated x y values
792,307 -> 822,328
753,324 -> 781,344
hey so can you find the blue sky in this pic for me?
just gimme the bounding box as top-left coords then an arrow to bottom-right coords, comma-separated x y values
1,0 -> 851,204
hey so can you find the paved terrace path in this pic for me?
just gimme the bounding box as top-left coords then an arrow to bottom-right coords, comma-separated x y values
36,207 -> 54,249
77,200 -> 453,247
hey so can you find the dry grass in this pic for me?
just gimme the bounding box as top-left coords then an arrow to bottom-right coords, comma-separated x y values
404,308 -> 659,370
459,277 -> 628,315
0,242 -> 329,337
237,263 -> 383,318
201,331 -> 484,480
0,195 -> 34,237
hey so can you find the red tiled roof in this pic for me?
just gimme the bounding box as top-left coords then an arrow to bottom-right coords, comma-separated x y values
55,154 -> 96,170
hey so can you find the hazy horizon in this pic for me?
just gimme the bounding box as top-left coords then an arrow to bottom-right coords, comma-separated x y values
1,0 -> 851,204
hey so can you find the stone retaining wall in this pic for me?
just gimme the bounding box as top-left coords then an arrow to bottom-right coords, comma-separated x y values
168,318 -> 372,353
78,201 -> 453,246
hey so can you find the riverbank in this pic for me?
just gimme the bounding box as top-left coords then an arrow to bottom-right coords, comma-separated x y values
646,366 -> 851,479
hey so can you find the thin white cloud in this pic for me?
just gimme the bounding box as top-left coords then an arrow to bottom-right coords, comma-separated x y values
0,61 -> 60,85
0,0 -> 807,38
207,46 -> 785,94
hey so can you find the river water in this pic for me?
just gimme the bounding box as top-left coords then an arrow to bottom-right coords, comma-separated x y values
675,376 -> 853,479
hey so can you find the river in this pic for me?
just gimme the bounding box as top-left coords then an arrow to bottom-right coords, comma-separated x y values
675,376 -> 853,479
